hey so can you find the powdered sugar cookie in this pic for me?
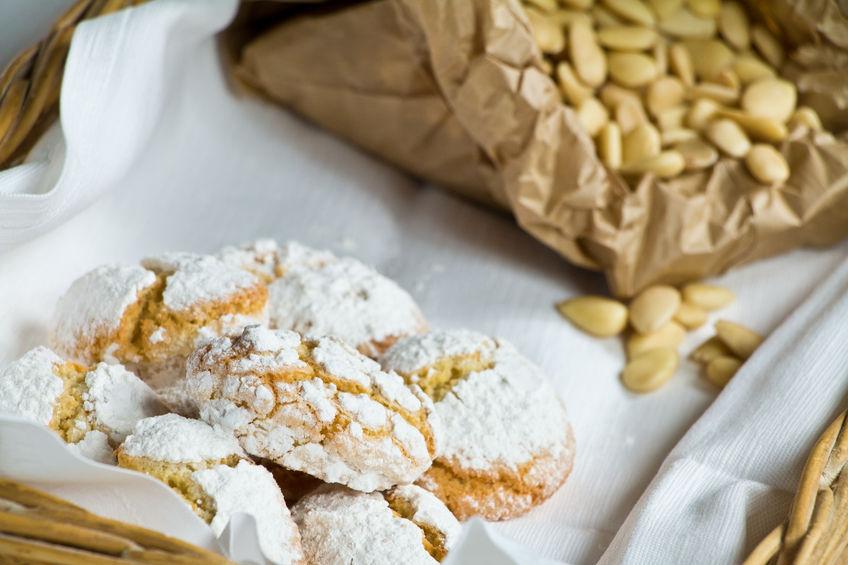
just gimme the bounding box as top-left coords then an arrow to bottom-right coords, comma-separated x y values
0,347 -> 166,464
117,414 -> 304,565
184,324 -> 440,492
219,240 -> 426,357
293,484 -> 460,564
381,330 -> 575,520
51,253 -> 268,391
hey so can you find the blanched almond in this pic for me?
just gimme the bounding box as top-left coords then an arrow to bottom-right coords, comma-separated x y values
561,0 -> 595,8
577,97 -> 610,137
556,62 -> 593,107
689,83 -> 739,105
675,138 -> 719,170
622,151 -> 686,177
788,107 -> 823,133
646,76 -> 686,116
616,97 -> 650,133
600,84 -> 642,110
629,285 -> 682,333
661,128 -> 698,146
656,106 -> 687,131
706,118 -> 750,157
609,52 -> 658,88
686,0 -> 720,18
654,40 -> 669,75
718,2 -> 750,50
526,8 -> 566,54
603,0 -> 656,26
570,19 -> 608,88
674,301 -> 708,329
526,0 -> 558,11
669,43 -> 695,87
553,8 -> 594,27
745,144 -> 790,184
733,54 -> 775,84
715,68 -> 740,91
623,122 -> 662,165
685,39 -> 735,82
557,296 -> 629,337
681,283 -> 735,310
592,5 -> 625,27
650,0 -> 684,19
686,98 -> 722,130
621,347 -> 679,392
741,78 -> 797,123
705,355 -> 742,387
752,25 -> 784,68
715,320 -> 764,359
717,109 -> 787,142
659,7 -> 716,39
598,26 -> 658,50
598,122 -> 623,169
690,336 -> 733,364
627,322 -> 686,358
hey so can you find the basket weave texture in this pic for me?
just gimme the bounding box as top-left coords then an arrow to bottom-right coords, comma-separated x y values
0,479 -> 232,564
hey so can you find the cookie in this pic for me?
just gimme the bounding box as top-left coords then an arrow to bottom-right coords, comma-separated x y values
51,253 -> 268,391
380,330 -> 575,520
184,324 -> 440,492
0,347 -> 166,464
219,240 -> 426,357
292,484 -> 460,564
117,414 -> 304,565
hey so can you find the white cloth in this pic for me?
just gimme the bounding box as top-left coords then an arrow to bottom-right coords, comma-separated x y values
0,1 -> 847,563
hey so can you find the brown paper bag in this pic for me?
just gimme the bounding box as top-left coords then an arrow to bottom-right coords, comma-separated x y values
231,0 -> 848,296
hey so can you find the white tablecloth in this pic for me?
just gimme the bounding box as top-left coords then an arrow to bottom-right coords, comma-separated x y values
1,1 -> 847,563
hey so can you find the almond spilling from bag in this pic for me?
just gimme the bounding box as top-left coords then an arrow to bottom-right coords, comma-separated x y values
608,52 -> 658,88
603,0 -> 656,26
659,7 -> 716,38
627,321 -> 686,359
621,151 -> 685,178
623,123 -> 662,164
558,296 -> 629,337
745,144 -> 790,184
674,301 -> 708,329
621,347 -> 679,393
646,77 -> 686,116
526,8 -> 565,54
557,62 -> 593,106
690,336 -> 733,364
705,355 -> 742,387
630,285 -> 680,334
715,320 -> 764,359
681,283 -> 735,310
789,107 -> 823,133
675,138 -> 718,170
577,98 -> 610,137
598,122 -> 623,168
741,78 -> 797,123
598,25 -> 657,50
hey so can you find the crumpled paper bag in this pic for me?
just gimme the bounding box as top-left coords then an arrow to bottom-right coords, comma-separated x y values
231,0 -> 848,296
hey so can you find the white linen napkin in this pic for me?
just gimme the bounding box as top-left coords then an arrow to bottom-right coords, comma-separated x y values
1,1 -> 847,564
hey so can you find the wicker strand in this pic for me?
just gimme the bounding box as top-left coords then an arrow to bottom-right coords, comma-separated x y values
745,408 -> 848,565
0,479 -> 233,564
0,0 -> 141,169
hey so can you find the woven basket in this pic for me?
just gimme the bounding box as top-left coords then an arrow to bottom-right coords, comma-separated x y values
0,479 -> 232,564
0,1 -> 844,563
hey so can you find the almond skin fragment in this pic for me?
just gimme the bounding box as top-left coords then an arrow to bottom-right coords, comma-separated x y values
557,296 -> 629,337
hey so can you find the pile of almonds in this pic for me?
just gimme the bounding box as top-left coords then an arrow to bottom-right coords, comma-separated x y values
558,282 -> 764,393
523,0 -> 829,184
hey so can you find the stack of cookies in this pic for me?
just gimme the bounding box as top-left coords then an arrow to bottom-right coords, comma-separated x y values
0,240 -> 576,564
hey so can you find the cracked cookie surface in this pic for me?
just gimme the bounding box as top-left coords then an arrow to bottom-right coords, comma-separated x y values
0,347 -> 166,464
117,414 -> 305,565
219,240 -> 427,357
381,330 -> 575,520
51,253 -> 267,392
185,324 -> 440,492
292,484 -> 460,564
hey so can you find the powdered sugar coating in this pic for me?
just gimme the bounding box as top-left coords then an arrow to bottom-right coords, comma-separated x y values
380,329 -> 496,376
292,486 -> 439,565
83,363 -> 167,442
185,325 -> 438,492
218,240 -> 332,281
121,414 -> 244,463
52,265 -> 157,360
192,460 -> 304,565
0,347 -> 64,425
389,484 -> 461,550
266,244 -> 426,357
141,252 -> 260,313
68,430 -> 116,465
